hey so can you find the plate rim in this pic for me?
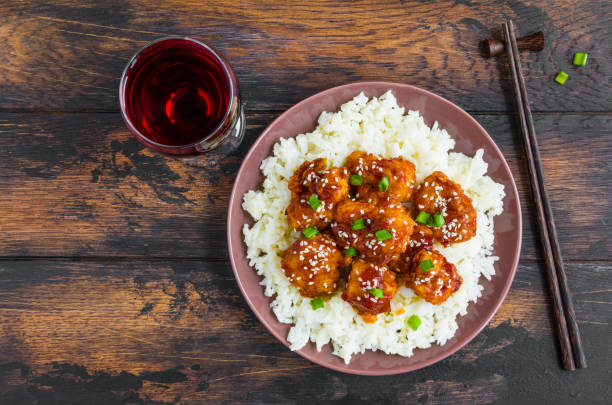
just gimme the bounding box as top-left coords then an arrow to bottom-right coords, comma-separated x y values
227,81 -> 522,375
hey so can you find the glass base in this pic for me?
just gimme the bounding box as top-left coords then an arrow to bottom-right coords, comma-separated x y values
195,107 -> 245,155
214,107 -> 245,155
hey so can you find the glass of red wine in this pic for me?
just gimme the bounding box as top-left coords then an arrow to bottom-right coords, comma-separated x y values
119,37 -> 244,155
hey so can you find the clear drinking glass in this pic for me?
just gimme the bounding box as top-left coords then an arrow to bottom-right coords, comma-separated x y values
119,37 -> 244,155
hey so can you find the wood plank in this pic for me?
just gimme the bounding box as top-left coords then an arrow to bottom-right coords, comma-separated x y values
0,0 -> 610,112
0,260 -> 609,404
0,112 -> 609,260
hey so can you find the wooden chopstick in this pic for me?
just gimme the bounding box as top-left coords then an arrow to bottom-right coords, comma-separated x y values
503,20 -> 586,370
506,20 -> 587,369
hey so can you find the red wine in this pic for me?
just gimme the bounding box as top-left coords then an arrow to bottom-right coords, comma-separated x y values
121,38 -> 232,149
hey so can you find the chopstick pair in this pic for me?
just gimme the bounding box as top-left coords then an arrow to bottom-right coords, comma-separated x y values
502,20 -> 586,370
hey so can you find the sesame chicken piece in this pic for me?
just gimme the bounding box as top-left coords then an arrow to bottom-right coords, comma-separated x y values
407,249 -> 462,305
281,233 -> 348,298
342,259 -> 398,315
330,199 -> 415,265
388,224 -> 434,275
414,171 -> 477,246
345,151 -> 416,202
286,158 -> 350,230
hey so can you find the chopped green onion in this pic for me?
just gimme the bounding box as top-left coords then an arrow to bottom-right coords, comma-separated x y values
375,229 -> 392,241
352,218 -> 366,230
407,314 -> 421,331
415,211 -> 431,225
378,176 -> 389,192
349,174 -> 363,186
555,71 -> 568,85
433,212 -> 445,227
369,288 -> 383,298
345,247 -> 357,257
426,216 -> 435,227
573,52 -> 588,66
302,226 -> 319,239
308,194 -> 322,211
420,259 -> 434,272
310,297 -> 324,310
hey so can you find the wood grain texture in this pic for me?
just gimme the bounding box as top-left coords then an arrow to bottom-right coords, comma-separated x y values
0,260 -> 610,404
0,0 -> 610,112
1,0 -> 610,403
0,112 -> 609,260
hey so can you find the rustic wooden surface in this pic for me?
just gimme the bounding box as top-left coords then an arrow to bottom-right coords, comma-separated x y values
0,1 -> 610,404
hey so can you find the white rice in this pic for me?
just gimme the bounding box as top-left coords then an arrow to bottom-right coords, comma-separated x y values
242,91 -> 505,363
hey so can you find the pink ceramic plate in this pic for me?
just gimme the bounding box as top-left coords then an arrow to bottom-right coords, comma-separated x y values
227,82 -> 521,375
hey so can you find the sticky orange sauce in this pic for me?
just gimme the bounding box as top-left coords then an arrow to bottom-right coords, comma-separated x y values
361,313 -> 378,323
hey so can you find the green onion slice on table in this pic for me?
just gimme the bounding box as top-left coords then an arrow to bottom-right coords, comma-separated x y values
573,52 -> 588,66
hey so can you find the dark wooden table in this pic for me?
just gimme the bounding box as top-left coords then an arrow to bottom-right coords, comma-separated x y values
1,1 -> 610,404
